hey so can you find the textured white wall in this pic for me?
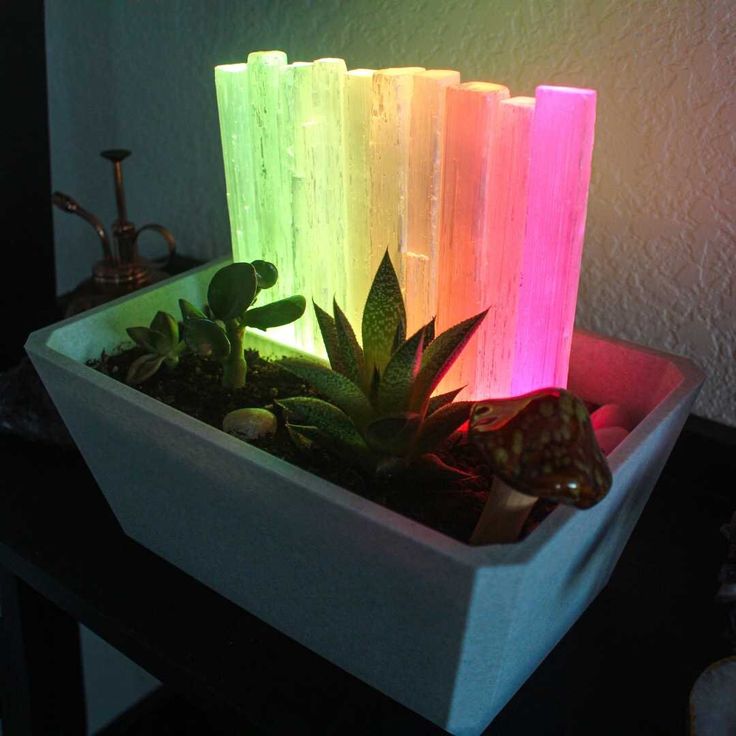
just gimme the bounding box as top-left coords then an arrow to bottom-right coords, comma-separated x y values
46,0 -> 735,425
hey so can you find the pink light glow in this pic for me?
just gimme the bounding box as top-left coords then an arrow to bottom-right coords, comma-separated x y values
511,85 -> 597,396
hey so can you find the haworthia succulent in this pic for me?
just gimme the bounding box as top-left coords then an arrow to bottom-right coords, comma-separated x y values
362,250 -> 406,377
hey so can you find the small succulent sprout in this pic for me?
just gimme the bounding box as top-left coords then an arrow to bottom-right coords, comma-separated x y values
278,250 -> 487,482
469,388 -> 613,545
222,407 -> 277,441
125,311 -> 184,385
179,260 -> 306,389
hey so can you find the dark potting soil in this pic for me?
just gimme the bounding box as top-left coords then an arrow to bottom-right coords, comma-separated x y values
91,347 -> 555,543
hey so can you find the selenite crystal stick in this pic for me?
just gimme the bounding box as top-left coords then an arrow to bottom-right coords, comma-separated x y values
311,58 -> 348,344
246,51 -> 292,299
405,69 -> 461,333
287,61 -> 319,351
512,86 -> 597,395
214,63 -> 259,264
472,96 -> 535,398
436,81 -> 509,395
369,67 -> 425,284
344,68 -> 374,326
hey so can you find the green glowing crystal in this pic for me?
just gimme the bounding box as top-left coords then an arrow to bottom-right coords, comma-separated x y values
344,69 -> 374,326
215,51 -> 349,354
311,58 -> 348,345
246,51 -> 292,283
288,61 -> 320,352
214,63 -> 259,264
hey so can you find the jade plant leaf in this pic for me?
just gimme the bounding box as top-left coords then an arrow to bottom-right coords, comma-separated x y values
179,298 -> 206,321
184,318 -> 230,360
470,388 -> 613,508
362,250 -> 406,376
252,259 -> 278,290
178,260 -> 304,390
207,262 -> 258,321
243,296 -> 306,330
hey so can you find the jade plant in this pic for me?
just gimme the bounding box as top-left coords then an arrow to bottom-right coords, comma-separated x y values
180,260 -> 305,388
278,251 -> 486,481
125,311 -> 185,385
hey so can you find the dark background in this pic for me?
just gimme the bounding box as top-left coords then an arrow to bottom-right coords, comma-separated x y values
0,0 -> 57,370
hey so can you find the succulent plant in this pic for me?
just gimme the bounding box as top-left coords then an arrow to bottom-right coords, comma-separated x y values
180,260 -> 305,389
125,311 -> 184,385
278,251 -> 487,481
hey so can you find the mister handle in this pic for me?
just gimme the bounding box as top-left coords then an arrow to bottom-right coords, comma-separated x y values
134,223 -> 176,269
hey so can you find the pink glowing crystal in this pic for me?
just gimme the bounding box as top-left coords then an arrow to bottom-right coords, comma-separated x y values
511,86 -> 597,395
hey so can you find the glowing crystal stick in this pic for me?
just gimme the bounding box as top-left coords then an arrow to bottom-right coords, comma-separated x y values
214,63 -> 258,265
406,69 -> 461,333
472,96 -> 535,398
402,252 -> 431,333
512,86 -> 596,395
247,51 -> 292,296
286,61 -> 317,350
369,67 -> 425,282
436,82 -> 509,394
312,58 -> 348,328
344,69 -> 374,325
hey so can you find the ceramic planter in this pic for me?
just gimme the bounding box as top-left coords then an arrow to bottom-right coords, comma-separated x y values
26,259 -> 703,736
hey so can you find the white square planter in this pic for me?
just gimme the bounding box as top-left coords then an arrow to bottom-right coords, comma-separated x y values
26,259 -> 703,736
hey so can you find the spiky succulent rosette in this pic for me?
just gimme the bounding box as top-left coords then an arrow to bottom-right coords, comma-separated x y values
278,251 -> 487,480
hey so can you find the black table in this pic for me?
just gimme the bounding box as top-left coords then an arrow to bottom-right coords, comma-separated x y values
0,417 -> 732,735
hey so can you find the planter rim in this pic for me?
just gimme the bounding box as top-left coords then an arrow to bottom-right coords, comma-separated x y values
26,257 -> 705,568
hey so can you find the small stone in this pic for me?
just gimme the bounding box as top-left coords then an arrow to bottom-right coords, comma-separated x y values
590,403 -> 635,431
222,408 -> 277,441
594,426 -> 629,455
